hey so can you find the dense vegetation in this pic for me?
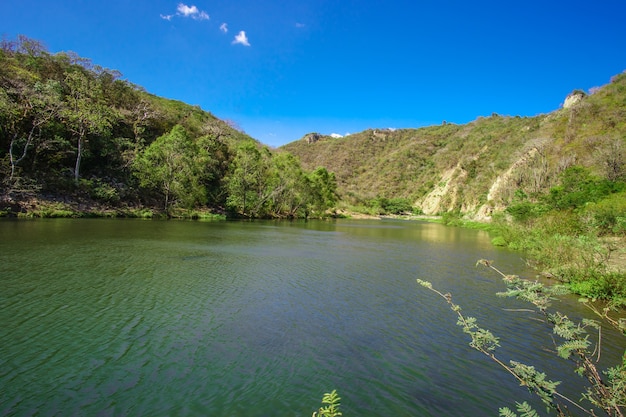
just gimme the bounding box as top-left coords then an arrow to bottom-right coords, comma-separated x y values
284,74 -> 626,304
2,34 -> 625,416
283,76 -> 626,217
0,35 -> 336,218
2,34 -> 625,303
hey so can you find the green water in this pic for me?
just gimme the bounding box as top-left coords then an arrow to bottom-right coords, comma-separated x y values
0,218 -> 622,416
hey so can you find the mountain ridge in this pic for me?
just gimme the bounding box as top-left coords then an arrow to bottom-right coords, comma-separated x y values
281,73 -> 626,218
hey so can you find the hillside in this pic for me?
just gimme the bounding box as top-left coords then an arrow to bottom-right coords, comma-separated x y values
0,36 -> 336,218
282,73 -> 626,218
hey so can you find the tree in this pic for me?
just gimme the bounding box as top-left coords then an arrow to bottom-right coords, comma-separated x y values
225,141 -> 269,217
0,46 -> 63,194
61,70 -> 114,182
308,167 -> 338,216
196,133 -> 230,206
600,139 -> 625,182
6,81 -> 62,184
265,152 -> 309,217
133,125 -> 205,211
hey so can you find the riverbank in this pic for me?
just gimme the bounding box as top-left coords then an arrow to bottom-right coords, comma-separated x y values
4,195 -> 625,305
0,196 -> 225,220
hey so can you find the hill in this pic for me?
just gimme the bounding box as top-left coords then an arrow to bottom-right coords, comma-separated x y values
282,73 -> 626,218
0,35 -> 336,218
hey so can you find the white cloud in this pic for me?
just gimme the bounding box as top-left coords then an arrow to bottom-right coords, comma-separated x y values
330,133 -> 343,138
295,22 -> 306,28
177,4 -> 197,16
220,23 -> 228,33
233,31 -> 251,46
163,3 -> 209,20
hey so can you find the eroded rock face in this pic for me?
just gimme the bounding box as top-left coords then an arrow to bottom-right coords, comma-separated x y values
563,91 -> 585,108
303,132 -> 323,144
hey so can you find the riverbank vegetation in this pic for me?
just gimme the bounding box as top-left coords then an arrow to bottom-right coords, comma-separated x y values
0,35 -> 337,219
488,165 -> 626,306
284,71 -> 626,303
1,35 -> 625,304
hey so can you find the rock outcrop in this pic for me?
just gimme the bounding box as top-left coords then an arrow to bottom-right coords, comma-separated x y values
303,132 -> 323,144
563,90 -> 586,108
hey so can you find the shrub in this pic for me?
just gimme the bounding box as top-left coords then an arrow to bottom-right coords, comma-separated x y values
585,191 -> 626,235
418,261 -> 626,416
379,197 -> 414,214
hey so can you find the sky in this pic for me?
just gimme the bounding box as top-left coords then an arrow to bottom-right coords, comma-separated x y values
2,0 -> 626,147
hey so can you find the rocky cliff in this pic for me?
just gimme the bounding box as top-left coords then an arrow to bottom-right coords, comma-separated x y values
282,72 -> 626,219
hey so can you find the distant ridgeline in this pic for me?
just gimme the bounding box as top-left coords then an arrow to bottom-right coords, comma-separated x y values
0,35 -> 337,218
282,73 -> 626,219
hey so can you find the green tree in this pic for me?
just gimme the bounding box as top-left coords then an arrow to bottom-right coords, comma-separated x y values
196,132 -> 231,206
308,167 -> 337,216
266,152 -> 309,217
133,125 -> 205,211
0,46 -> 63,194
61,70 -> 114,182
225,141 -> 269,217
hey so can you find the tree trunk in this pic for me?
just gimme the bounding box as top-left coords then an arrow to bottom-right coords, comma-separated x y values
74,135 -> 83,183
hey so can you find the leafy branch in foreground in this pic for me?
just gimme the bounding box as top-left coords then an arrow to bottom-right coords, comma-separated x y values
312,389 -> 342,417
417,259 -> 626,416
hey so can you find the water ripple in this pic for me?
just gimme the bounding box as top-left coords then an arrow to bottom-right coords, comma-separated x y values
0,219 -> 621,416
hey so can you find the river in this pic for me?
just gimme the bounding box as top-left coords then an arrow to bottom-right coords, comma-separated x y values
0,218 -> 623,416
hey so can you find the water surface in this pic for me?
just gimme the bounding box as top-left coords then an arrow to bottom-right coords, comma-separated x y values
0,219 -> 622,416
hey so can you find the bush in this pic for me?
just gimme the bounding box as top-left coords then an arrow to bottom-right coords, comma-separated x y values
585,191 -> 626,235
544,166 -> 625,210
380,197 -> 414,214
505,202 -> 547,222
90,181 -> 120,204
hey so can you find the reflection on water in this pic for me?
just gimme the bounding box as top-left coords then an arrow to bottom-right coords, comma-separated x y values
0,218 -> 622,416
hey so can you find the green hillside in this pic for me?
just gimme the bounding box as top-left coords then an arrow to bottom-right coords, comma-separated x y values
282,73 -> 626,217
2,35 -> 625,301
0,36 -> 336,218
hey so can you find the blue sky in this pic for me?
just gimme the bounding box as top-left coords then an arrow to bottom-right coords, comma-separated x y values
2,1 -> 626,147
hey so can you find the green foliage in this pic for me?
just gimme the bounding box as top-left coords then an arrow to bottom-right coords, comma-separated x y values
505,202 -> 549,223
568,271 -> 626,301
78,178 -> 120,203
585,191 -> 626,235
223,143 -> 338,218
307,167 -> 338,216
61,69 -> 116,182
509,361 -> 560,406
420,260 -> 626,416
492,195 -> 626,303
133,125 -> 206,211
2,36 -> 335,219
441,210 -> 463,226
225,141 -> 269,217
545,166 -> 624,210
365,196 -> 414,215
312,390 -> 342,417
17,201 -> 78,218
499,402 -> 541,417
